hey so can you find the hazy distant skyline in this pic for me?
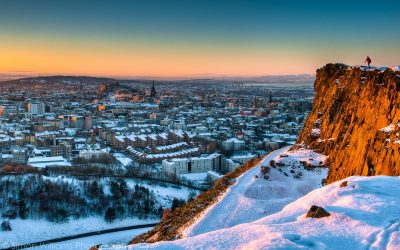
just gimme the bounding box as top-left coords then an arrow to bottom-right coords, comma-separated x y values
1,0 -> 399,78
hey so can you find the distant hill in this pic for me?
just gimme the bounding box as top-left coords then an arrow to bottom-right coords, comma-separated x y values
0,74 -> 315,85
0,75 -> 118,86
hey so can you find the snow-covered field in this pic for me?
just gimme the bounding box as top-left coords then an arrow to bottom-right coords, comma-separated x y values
183,146 -> 328,237
127,176 -> 400,250
123,178 -> 198,208
0,217 -> 158,248
27,227 -> 152,250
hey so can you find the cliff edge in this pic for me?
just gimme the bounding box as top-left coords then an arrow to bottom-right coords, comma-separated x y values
296,63 -> 400,184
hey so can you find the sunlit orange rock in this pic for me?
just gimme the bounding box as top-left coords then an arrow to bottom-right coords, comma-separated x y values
295,63 -> 400,184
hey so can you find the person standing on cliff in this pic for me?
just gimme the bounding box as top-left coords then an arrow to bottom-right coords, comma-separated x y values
365,56 -> 372,69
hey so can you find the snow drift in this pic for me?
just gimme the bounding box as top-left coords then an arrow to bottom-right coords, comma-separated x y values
124,176 -> 400,250
183,147 -> 327,237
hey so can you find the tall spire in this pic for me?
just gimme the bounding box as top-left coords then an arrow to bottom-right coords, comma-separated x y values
151,80 -> 156,97
269,91 -> 272,103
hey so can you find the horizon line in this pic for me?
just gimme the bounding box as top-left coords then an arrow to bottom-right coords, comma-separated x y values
0,71 -> 316,81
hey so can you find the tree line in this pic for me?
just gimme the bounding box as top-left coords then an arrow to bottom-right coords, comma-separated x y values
0,175 -> 166,230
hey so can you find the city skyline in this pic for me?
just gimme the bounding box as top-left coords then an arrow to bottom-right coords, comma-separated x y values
1,0 -> 399,78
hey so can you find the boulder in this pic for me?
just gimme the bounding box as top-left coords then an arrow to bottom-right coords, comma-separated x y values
306,205 -> 330,218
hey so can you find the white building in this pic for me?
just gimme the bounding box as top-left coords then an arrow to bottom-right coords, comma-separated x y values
79,148 -> 110,159
28,101 -> 45,115
162,153 -> 223,176
28,156 -> 70,168
222,138 -> 245,151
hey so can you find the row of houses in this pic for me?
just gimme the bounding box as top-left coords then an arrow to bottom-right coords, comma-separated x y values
106,130 -> 193,150
126,145 -> 200,163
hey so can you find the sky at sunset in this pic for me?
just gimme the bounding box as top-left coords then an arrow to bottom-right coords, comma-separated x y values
0,0 -> 399,78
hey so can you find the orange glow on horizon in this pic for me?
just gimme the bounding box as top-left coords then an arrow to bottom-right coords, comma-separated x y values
0,34 -> 321,78
1,34 -> 398,78
0,48 -> 316,78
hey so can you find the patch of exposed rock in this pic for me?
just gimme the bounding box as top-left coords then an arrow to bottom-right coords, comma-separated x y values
306,205 -> 330,218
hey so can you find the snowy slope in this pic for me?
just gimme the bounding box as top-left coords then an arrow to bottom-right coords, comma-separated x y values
0,176 -> 198,246
125,176 -> 400,250
183,146 -> 328,237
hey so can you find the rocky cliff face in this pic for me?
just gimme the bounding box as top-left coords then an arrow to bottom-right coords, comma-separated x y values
296,63 -> 400,184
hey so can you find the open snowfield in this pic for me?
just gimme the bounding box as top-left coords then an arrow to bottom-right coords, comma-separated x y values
26,227 -> 152,250
183,146 -> 328,237
123,178 -> 198,208
125,176 -> 400,250
0,217 -> 158,248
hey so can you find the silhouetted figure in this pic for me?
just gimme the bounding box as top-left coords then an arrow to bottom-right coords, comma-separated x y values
365,56 -> 372,69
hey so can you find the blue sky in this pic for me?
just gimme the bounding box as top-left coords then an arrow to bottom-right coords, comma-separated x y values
0,0 -> 399,77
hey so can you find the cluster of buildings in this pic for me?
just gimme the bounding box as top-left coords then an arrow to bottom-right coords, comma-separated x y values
0,77 -> 313,185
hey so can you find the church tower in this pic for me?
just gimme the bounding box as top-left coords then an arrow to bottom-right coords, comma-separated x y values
150,81 -> 156,97
269,91 -> 273,103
